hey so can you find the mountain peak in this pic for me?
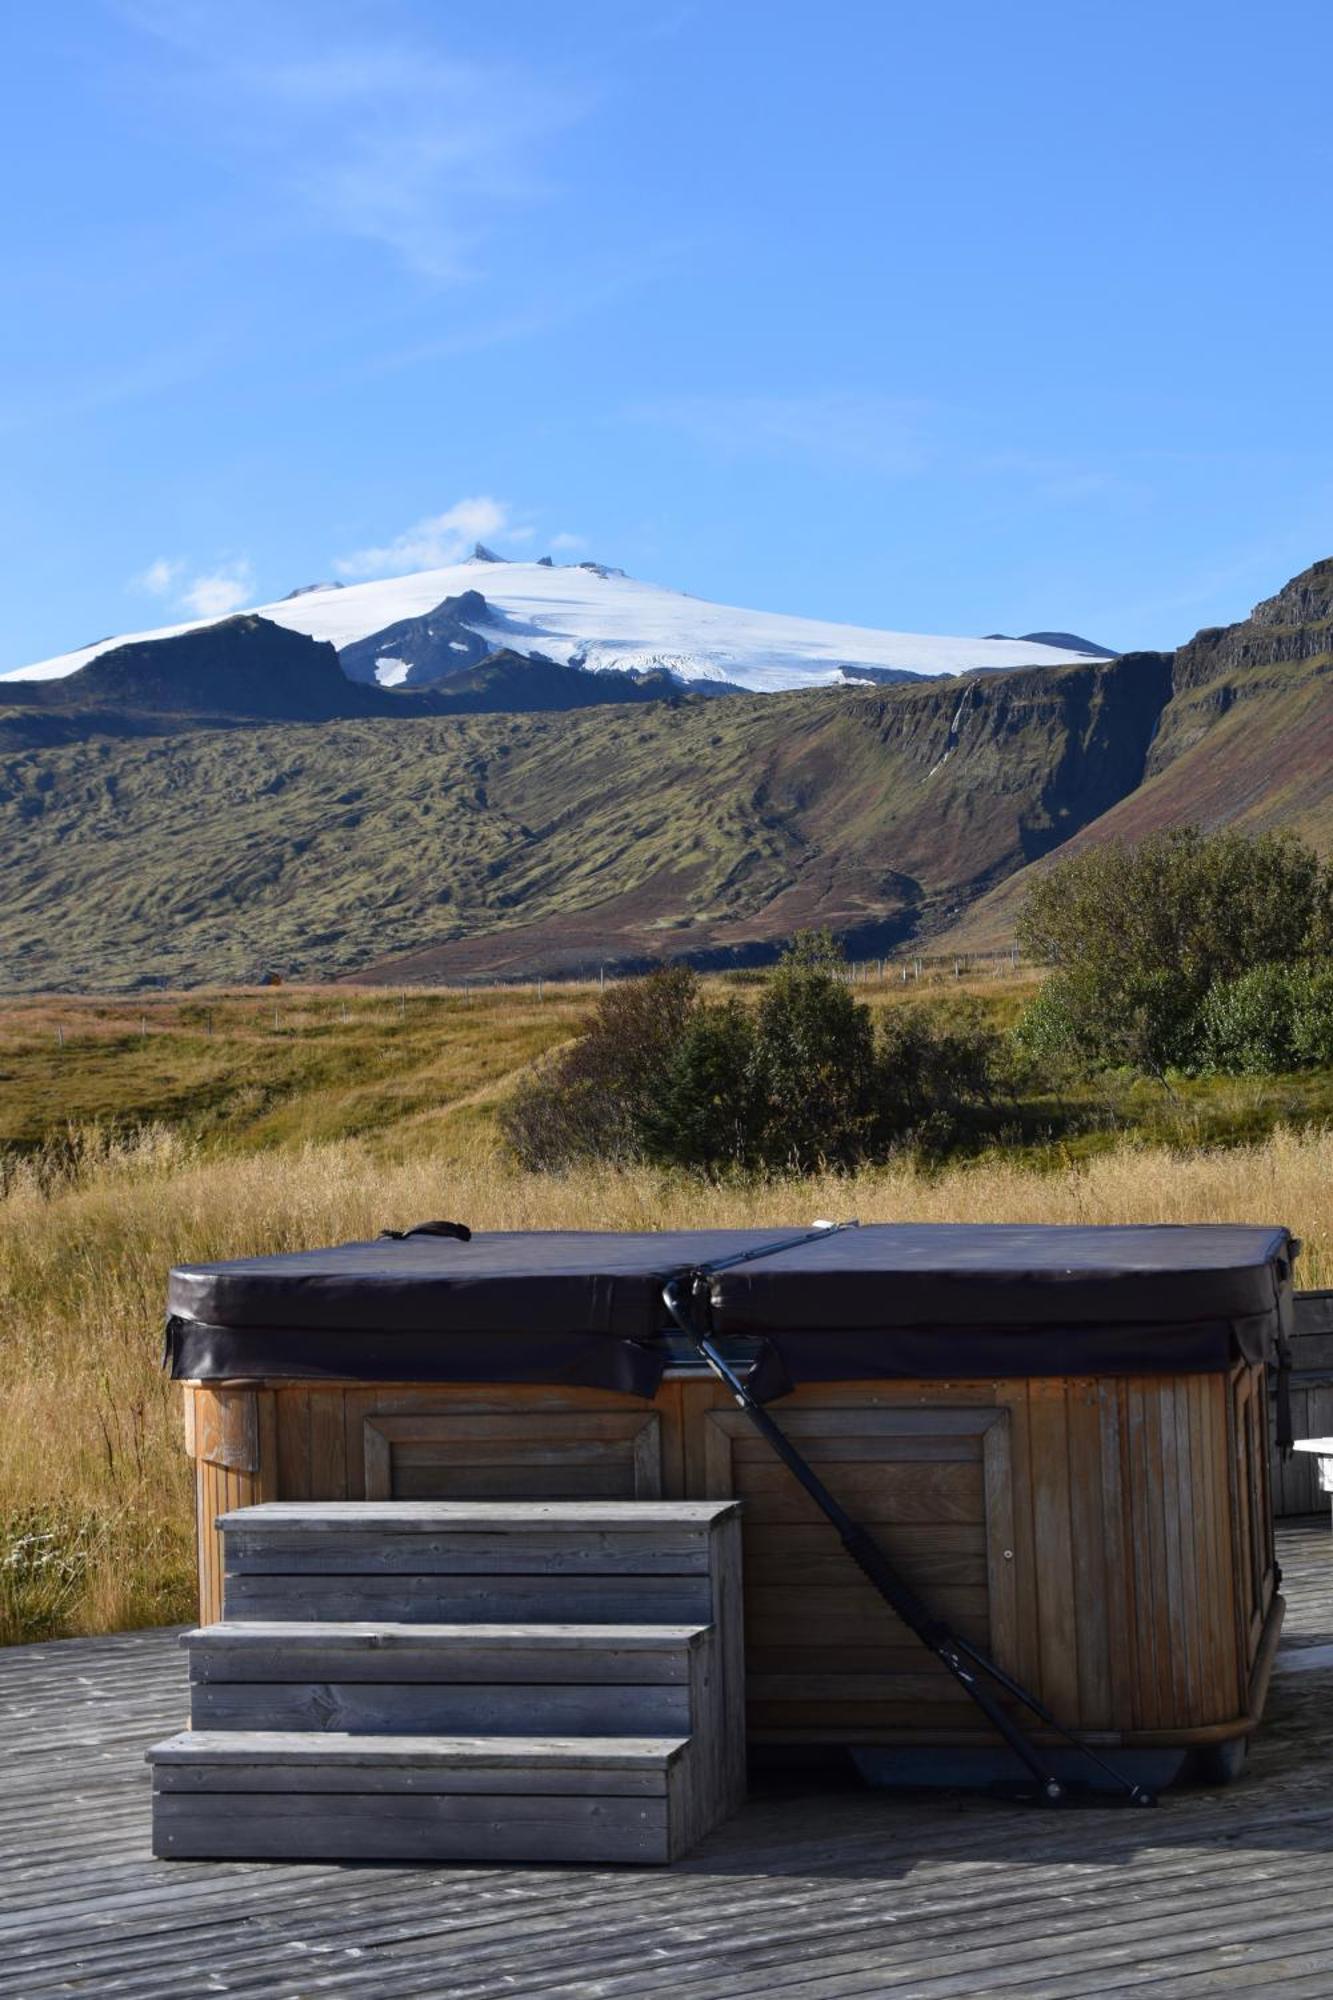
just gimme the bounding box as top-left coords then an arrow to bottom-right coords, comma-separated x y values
470,542 -> 506,563
983,629 -> 1117,657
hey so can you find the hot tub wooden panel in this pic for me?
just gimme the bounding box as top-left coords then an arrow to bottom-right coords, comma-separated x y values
182,1362 -> 1277,1748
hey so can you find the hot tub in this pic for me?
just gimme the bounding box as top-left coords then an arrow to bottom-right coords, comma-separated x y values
167,1223 -> 1293,1769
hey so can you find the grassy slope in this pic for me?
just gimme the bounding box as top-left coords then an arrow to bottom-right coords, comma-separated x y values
0,656 -> 1154,991
0,986 -> 592,1154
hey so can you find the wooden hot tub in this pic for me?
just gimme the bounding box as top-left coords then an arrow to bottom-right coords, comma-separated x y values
168,1224 -> 1293,1770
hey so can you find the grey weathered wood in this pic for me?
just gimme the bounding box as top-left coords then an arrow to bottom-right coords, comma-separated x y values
149,1729 -> 679,1793
670,1505 -> 747,1857
185,1621 -> 706,1683
222,1571 -> 714,1623
7,1545 -> 1333,2000
1292,1290 -> 1333,1337
223,1528 -> 717,1574
190,1679 -> 692,1734
158,1495 -> 748,1863
152,1791 -> 672,1864
216,1500 -> 742,1531
149,1728 -> 686,1768
153,1763 -> 671,1796
1271,1299 -> 1333,1515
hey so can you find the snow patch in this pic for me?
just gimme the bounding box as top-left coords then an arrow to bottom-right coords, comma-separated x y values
373,657 -> 411,687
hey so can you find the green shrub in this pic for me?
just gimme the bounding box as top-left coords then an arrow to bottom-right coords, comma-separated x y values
1198,961 -> 1333,1074
1016,828 -> 1333,1077
502,935 -> 1010,1175
500,965 -> 698,1169
748,942 -> 880,1170
643,1000 -> 760,1171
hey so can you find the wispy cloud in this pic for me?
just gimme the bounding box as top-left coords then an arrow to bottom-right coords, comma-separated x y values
973,450 -> 1143,507
113,3 -> 587,283
134,555 -> 254,618
180,565 -> 254,618
135,557 -> 184,597
631,391 -> 934,476
0,335 -> 231,439
335,498 -> 517,578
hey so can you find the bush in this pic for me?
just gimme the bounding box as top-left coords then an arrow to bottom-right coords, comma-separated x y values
502,935 -> 1010,1175
748,938 -> 881,1171
879,999 -> 1008,1145
500,965 -> 698,1169
643,1000 -> 760,1171
1016,828 -> 1333,1076
1198,961 -> 1333,1074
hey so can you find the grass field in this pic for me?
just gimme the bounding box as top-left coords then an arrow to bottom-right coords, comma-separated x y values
4,973 -> 1332,1645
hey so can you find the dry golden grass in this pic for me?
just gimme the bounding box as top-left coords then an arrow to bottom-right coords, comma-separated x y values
2,1115 -> 1329,1645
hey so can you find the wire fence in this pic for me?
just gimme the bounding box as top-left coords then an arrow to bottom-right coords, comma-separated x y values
14,946 -> 1033,1051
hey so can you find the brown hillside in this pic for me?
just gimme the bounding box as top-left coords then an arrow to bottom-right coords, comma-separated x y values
0,653 -> 1161,991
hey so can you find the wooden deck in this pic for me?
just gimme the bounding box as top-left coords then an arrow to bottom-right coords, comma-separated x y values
5,1518 -> 1333,2000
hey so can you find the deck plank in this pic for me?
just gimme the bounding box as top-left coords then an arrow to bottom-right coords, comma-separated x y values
4,1519 -> 1333,1998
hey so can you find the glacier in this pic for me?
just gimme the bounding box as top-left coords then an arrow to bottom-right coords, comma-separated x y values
1,553 -> 1108,693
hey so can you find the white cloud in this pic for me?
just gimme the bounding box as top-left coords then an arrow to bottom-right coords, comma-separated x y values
179,564 -> 254,618
335,497 -> 516,578
114,6 -> 587,283
136,557 -> 184,596
550,531 -> 586,552
130,555 -> 254,619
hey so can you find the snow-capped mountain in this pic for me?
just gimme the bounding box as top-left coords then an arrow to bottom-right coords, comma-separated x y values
2,551 -> 1109,693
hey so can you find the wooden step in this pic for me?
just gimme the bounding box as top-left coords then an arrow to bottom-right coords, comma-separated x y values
219,1500 -> 740,1627
186,1621 -> 709,1683
222,1569 -> 714,1623
148,1731 -> 689,1864
155,1502 -> 748,1862
186,1619 -> 706,1735
219,1501 -> 741,1576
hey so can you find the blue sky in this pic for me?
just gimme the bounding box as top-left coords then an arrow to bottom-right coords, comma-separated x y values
3,0 -> 1332,670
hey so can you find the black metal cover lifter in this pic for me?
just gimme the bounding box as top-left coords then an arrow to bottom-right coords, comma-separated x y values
662,1221 -> 1156,1808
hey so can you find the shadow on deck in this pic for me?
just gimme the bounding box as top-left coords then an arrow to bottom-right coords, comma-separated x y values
4,1520 -> 1333,1999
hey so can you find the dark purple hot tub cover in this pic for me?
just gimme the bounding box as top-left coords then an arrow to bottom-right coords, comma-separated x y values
165,1222 -> 1296,1402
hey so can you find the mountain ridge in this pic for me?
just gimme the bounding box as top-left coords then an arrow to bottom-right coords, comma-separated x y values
2,554 -> 1112,694
4,554 -> 1331,992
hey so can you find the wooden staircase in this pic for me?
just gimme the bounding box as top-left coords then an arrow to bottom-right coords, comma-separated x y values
148,1500 -> 745,1865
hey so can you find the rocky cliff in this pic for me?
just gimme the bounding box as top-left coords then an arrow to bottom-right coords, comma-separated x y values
943,558 -> 1333,950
